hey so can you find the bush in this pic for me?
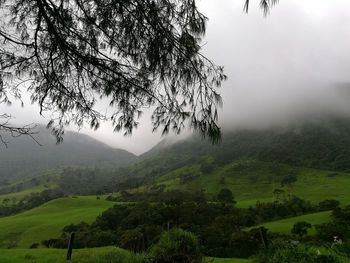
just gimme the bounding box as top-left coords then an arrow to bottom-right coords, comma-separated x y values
29,243 -> 39,249
291,221 -> 312,238
150,228 -> 202,263
318,200 -> 340,211
253,241 -> 341,263
120,229 -> 146,252
69,250 -> 148,263
41,238 -> 68,248
315,255 -> 339,263
217,189 -> 235,205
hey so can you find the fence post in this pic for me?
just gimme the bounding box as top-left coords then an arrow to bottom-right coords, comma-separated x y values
66,232 -> 75,261
259,227 -> 268,249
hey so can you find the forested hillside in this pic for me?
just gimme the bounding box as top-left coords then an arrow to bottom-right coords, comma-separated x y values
0,126 -> 136,182
142,117 -> 350,175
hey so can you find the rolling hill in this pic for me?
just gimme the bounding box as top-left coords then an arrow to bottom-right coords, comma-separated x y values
3,117 -> 350,250
0,126 -> 136,182
0,196 -> 115,248
139,116 -> 350,173
258,210 -> 332,235
110,117 -> 350,206
123,159 -> 350,207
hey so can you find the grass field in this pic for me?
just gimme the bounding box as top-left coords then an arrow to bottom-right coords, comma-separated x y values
258,210 -> 332,235
0,247 -> 252,263
0,186 -> 52,204
0,196 -> 115,248
0,170 -> 59,204
207,257 -> 252,263
0,247 -> 144,263
150,161 -> 350,207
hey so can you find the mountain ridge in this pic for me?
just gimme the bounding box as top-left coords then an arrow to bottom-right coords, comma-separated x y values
0,125 -> 136,182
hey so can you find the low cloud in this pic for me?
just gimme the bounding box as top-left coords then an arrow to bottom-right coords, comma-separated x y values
2,0 -> 350,154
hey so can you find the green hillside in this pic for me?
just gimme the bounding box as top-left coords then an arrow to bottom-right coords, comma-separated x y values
0,126 -> 136,182
128,160 -> 350,207
5,118 -> 350,205
0,170 -> 60,204
0,186 -> 52,204
0,196 -> 115,248
138,117 -> 350,174
259,211 -> 332,235
112,118 -> 350,203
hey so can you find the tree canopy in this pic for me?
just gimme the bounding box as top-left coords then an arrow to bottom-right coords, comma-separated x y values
0,0 -> 277,144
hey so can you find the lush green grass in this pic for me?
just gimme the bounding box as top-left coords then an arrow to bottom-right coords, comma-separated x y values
151,160 -> 350,208
0,186 -> 52,204
259,211 -> 332,235
0,196 -> 115,248
0,247 -> 145,263
0,247 -> 251,263
0,170 -> 59,204
293,169 -> 350,205
206,257 -> 252,263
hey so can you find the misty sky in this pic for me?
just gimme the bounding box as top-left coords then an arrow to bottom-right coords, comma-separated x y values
1,0 -> 350,154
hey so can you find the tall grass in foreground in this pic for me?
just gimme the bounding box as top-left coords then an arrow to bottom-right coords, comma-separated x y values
0,247 -> 146,263
70,251 -> 146,263
253,241 -> 350,263
0,248 -> 250,263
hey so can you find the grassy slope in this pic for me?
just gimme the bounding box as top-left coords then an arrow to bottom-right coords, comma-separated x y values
150,160 -> 350,207
0,247 -> 251,263
0,186 -> 52,204
0,196 -> 115,248
0,170 -> 59,204
259,211 -> 332,235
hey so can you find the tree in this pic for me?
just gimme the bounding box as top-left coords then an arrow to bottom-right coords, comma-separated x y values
199,160 -> 215,174
243,0 -> 279,15
318,200 -> 340,211
150,228 -> 202,263
0,0 -> 226,144
119,228 -> 146,252
281,170 -> 297,199
0,114 -> 39,147
291,221 -> 312,239
272,188 -> 285,202
217,188 -> 235,205
0,1 -> 278,145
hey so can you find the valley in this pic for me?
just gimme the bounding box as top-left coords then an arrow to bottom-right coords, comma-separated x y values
2,119 -> 350,262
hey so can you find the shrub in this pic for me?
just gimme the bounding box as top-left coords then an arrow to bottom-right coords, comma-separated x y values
315,255 -> 339,263
217,189 -> 235,205
150,228 -> 202,263
291,221 -> 312,239
318,200 -> 340,211
69,250 -> 147,263
120,229 -> 146,253
29,243 -> 39,249
253,241 -> 341,263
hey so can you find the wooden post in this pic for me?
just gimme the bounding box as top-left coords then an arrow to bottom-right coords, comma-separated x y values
66,232 -> 75,261
259,227 -> 268,249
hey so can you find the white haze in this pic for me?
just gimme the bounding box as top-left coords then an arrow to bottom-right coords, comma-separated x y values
1,0 -> 350,154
